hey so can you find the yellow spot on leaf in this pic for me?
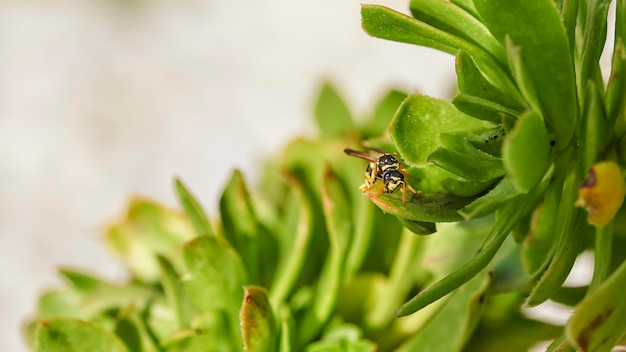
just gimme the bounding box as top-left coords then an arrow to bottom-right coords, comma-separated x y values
577,161 -> 626,226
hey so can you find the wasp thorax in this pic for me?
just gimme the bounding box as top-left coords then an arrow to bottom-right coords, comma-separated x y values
377,154 -> 399,172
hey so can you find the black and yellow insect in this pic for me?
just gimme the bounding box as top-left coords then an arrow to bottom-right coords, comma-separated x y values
344,148 -> 418,204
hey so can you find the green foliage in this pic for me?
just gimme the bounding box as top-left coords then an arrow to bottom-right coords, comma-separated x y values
25,0 -> 626,350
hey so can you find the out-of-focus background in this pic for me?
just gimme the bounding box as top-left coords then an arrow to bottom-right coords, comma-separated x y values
0,0 -> 457,350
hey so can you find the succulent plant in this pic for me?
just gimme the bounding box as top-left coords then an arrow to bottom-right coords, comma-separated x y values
25,0 -> 626,351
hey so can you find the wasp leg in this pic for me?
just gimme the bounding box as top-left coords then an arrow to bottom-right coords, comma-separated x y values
371,183 -> 386,199
399,167 -> 420,195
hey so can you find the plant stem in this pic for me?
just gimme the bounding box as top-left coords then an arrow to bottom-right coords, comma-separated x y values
589,222 -> 613,291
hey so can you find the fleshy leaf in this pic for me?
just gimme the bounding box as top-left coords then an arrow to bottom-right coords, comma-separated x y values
219,169 -> 260,283
428,147 -> 505,181
174,178 -> 215,238
410,0 -> 507,64
58,268 -> 108,294
567,258 -> 626,352
157,256 -> 193,329
182,236 -> 247,347
104,197 -> 196,283
397,272 -> 491,351
313,82 -> 356,137
441,178 -> 495,197
362,182 -> 476,223
397,193 -> 538,316
452,95 -> 518,124
502,110 -> 551,193
450,0 -> 479,18
299,167 -> 353,342
460,177 -> 521,219
605,39 -> 626,134
269,179 -> 314,309
581,81 -> 607,173
526,174 -> 588,307
521,179 -> 562,275
361,4 -> 514,93
36,319 -> 129,352
390,94 -> 492,166
505,38 -> 542,116
240,286 -> 277,352
115,305 -> 160,352
578,0 -> 611,92
474,0 -> 577,148
455,51 -> 525,111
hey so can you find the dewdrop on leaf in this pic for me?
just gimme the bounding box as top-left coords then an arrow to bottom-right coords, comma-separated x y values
576,161 -> 626,227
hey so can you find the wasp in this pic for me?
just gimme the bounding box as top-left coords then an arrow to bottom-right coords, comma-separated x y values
344,148 -> 418,204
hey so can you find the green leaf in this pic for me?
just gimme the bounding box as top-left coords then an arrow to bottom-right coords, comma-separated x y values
279,307 -> 295,352
397,193 -> 537,316
157,256 -> 193,329
182,236 -> 247,348
240,286 -> 277,352
361,90 -> 407,138
104,197 -> 196,283
33,290 -> 83,320
450,0 -> 479,18
560,0 -> 578,54
362,183 -> 476,223
521,178 -> 563,275
452,95 -> 519,124
460,177 -> 521,219
410,0 -> 507,64
618,0 -> 626,48
366,228 -> 425,328
398,218 -> 437,235
441,178 -> 496,197
474,0 -> 577,148
502,110 -> 551,193
219,169 -> 260,284
567,257 -> 626,352
390,94 -> 492,166
465,309 -> 562,352
579,0 -> 611,93
505,38 -> 542,117
551,285 -> 588,307
420,221 -> 493,281
397,272 -> 491,352
605,39 -> 626,135
361,4 -> 515,94
162,317 -> 233,352
305,340 -> 377,352
466,127 -> 506,157
344,199 -> 377,277
115,305 -> 160,352
58,268 -> 107,294
173,177 -> 215,238
526,175 -> 589,307
455,50 -> 525,111
428,147 -> 505,181
581,80 -> 607,173
269,180 -> 314,308
300,167 -> 353,342
314,82 -> 356,137
36,319 -> 129,352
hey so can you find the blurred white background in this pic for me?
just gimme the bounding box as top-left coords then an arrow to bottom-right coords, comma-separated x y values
0,0 -> 456,350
